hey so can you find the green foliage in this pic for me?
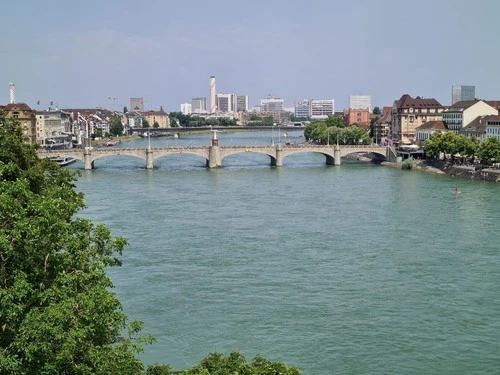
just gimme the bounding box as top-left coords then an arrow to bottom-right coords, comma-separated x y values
109,114 -> 124,136
146,352 -> 301,375
0,115 -> 151,374
401,158 -> 414,170
123,106 -> 128,114
324,115 -> 345,128
304,121 -> 371,145
423,131 -> 479,162
143,118 -> 150,128
373,106 -> 381,115
476,137 -> 500,165
153,121 -> 160,128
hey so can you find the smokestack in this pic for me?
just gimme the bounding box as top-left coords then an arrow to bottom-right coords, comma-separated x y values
9,83 -> 16,104
210,75 -> 216,113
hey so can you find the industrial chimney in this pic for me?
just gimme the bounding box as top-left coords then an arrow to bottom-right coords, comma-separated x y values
210,75 -> 216,113
9,83 -> 16,104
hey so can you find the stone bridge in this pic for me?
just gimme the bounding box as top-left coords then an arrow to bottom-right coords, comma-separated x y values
37,144 -> 396,170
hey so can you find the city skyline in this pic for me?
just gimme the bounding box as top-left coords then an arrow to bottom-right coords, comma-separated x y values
2,0 -> 500,111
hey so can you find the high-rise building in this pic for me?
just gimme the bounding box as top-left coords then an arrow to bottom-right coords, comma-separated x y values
210,76 -> 216,113
236,95 -> 249,112
294,100 -> 310,119
180,103 -> 192,115
260,97 -> 284,112
452,85 -> 475,105
191,97 -> 207,113
294,99 -> 335,119
9,82 -> 15,104
349,95 -> 371,111
130,97 -> 144,112
216,93 -> 234,113
310,99 -> 335,119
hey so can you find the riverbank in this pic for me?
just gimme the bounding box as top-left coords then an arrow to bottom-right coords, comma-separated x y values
377,158 -> 500,182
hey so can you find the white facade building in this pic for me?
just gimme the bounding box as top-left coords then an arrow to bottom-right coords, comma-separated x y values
236,95 -> 249,112
442,100 -> 498,133
349,95 -> 371,111
310,99 -> 335,119
180,103 -> 192,115
260,98 -> 285,112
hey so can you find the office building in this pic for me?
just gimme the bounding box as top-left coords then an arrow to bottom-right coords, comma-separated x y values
191,97 -> 207,113
260,97 -> 284,112
349,95 -> 371,111
310,99 -> 335,119
216,93 -> 234,113
452,85 -> 475,105
294,100 -> 310,119
180,103 -> 192,115
236,95 -> 249,112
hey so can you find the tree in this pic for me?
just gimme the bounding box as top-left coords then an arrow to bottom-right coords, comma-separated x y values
142,118 -> 150,128
109,114 -> 124,136
123,106 -> 128,114
476,137 -> 500,165
153,121 -> 160,128
373,106 -> 381,115
0,116 -> 152,374
324,115 -> 345,128
146,352 -> 301,375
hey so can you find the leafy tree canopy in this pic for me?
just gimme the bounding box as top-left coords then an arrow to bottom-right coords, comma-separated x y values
0,115 -> 151,374
109,114 -> 124,136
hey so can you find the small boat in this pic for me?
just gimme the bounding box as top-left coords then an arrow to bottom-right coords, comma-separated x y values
49,156 -> 77,167
104,140 -> 117,146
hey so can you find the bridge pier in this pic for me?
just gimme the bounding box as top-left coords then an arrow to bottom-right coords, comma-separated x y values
208,145 -> 221,168
84,149 -> 93,170
146,148 -> 154,169
334,145 -> 341,165
275,146 -> 283,167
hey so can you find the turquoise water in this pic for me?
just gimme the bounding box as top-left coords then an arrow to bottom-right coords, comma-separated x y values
75,130 -> 500,374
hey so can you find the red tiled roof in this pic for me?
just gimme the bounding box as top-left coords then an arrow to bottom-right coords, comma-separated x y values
3,102 -> 34,112
415,120 -> 447,130
394,94 -> 443,109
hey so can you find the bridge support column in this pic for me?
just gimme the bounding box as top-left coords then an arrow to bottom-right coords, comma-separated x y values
334,145 -> 341,166
84,149 -> 93,170
275,146 -> 283,167
208,146 -> 221,168
146,148 -> 154,169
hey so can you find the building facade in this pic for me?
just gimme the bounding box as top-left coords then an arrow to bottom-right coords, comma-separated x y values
310,99 -> 335,119
349,95 -> 371,111
143,110 -> 170,128
3,103 -> 37,144
180,103 -> 192,115
130,97 -> 145,112
216,93 -> 234,113
343,108 -> 370,128
452,85 -> 475,105
441,100 -> 498,133
235,95 -> 249,112
415,120 -> 447,142
390,94 -> 445,144
191,97 -> 207,113
36,110 -> 72,147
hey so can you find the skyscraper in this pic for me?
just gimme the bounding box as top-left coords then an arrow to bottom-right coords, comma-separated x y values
452,85 -> 475,104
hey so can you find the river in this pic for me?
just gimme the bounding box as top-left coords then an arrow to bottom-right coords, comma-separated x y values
74,129 -> 500,374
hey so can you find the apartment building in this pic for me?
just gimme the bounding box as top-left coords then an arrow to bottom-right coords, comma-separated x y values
143,109 -> 170,128
441,100 -> 498,133
3,103 -> 37,144
390,94 -> 445,144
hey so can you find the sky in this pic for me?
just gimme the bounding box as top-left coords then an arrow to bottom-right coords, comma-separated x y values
2,0 -> 500,111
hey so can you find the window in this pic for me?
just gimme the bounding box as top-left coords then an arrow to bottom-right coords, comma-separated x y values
409,115 -> 414,123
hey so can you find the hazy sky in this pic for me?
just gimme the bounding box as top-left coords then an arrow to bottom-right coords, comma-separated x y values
2,0 -> 499,111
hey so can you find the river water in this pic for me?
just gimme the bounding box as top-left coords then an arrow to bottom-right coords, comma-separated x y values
74,129 -> 500,374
